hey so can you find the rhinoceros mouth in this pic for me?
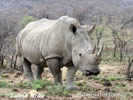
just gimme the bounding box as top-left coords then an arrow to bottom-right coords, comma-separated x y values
83,70 -> 100,76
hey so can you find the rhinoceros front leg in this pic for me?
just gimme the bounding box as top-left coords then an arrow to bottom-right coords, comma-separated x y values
66,66 -> 78,90
22,58 -> 34,82
46,58 -> 62,84
35,66 -> 44,80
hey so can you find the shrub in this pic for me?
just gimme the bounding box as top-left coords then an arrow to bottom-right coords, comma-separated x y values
19,16 -> 36,28
0,80 -> 11,88
46,84 -> 69,96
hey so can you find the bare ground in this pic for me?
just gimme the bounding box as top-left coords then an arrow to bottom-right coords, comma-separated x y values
0,62 -> 133,100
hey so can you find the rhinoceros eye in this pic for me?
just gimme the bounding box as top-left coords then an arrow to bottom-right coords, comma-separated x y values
79,53 -> 82,57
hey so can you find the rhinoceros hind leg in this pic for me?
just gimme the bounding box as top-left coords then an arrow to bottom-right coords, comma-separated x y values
66,66 -> 78,90
35,66 -> 44,80
23,58 -> 34,82
46,58 -> 62,84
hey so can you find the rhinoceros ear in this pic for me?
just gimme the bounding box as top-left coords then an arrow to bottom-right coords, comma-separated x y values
69,24 -> 77,34
82,24 -> 96,35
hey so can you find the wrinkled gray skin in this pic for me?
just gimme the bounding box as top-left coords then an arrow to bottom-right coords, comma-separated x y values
16,16 -> 102,90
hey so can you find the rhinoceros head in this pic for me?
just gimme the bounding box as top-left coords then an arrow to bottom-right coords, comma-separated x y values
71,24 -> 104,76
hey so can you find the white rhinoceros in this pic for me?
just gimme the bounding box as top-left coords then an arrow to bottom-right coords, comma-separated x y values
16,16 -> 103,90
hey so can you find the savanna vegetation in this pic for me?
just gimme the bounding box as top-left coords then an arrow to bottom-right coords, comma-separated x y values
0,0 -> 133,100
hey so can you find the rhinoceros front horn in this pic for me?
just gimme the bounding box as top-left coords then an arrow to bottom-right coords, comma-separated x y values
97,42 -> 104,58
91,44 -> 96,54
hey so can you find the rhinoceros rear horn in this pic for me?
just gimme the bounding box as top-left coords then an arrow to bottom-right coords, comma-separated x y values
87,24 -> 96,35
70,24 -> 77,34
97,42 -> 104,58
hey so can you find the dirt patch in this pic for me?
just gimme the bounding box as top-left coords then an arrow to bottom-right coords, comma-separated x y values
0,63 -> 133,100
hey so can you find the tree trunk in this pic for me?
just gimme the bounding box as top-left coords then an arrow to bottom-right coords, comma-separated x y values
10,54 -> 14,69
14,55 -> 18,69
119,46 -> 123,62
0,54 -> 4,67
126,58 -> 133,81
113,45 -> 117,58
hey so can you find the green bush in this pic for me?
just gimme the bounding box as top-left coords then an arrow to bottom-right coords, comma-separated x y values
114,82 -> 126,87
107,76 -> 124,81
0,80 -> 11,88
46,84 -> 69,96
17,79 -> 52,90
1,74 -> 9,78
31,79 -> 52,90
19,16 -> 36,28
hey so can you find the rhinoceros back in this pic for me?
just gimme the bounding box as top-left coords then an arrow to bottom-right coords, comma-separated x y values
16,16 -> 79,64
16,18 -> 57,63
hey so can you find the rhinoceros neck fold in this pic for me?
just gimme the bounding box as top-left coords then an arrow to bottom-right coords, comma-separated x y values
39,18 -> 73,66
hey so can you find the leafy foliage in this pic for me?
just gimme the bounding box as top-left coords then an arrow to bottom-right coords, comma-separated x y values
1,74 -> 9,78
107,76 -> 124,81
114,82 -> 126,87
31,79 -> 52,90
17,79 -> 52,90
16,79 -> 69,95
0,80 -> 11,88
46,84 -> 69,96
19,16 -> 36,28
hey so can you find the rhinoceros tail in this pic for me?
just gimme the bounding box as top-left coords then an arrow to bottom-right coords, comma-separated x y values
16,43 -> 21,57
16,35 -> 22,57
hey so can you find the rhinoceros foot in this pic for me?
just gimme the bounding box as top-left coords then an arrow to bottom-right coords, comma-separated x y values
66,85 -> 79,91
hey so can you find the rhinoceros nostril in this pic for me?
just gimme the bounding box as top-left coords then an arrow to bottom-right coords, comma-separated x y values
85,70 -> 91,76
85,70 -> 100,76
85,70 -> 90,72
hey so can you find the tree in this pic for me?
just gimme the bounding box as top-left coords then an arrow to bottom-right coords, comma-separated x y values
110,27 -> 131,61
72,6 -> 89,24
0,15 -> 18,67
126,57 -> 133,81
95,26 -> 104,47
